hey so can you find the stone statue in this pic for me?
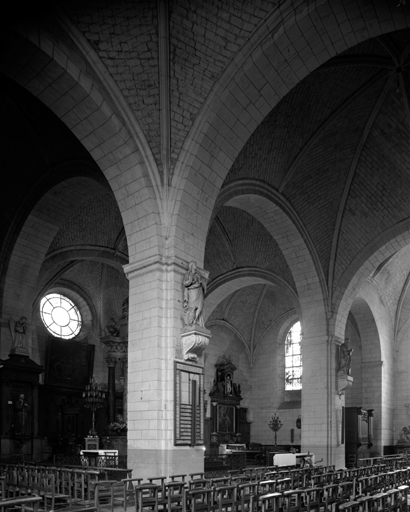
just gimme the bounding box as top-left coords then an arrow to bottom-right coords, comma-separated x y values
121,298 -> 129,318
13,393 -> 30,436
9,316 -> 28,350
339,338 -> 353,375
104,317 -> 120,337
182,261 -> 207,327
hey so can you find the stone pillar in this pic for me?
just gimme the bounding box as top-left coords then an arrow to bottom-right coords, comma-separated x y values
124,256 -> 210,477
106,356 -> 117,424
361,361 -> 383,456
301,328 -> 346,469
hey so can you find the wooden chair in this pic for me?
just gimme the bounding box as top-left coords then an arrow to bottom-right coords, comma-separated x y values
42,472 -> 71,511
58,469 -> 73,504
338,501 -> 361,512
164,482 -> 186,512
231,474 -> 251,486
107,480 -> 128,512
210,477 -> 232,489
168,474 -> 187,484
213,484 -> 237,512
258,479 -> 277,495
147,476 -> 167,495
322,483 -> 341,512
0,495 -> 42,512
84,469 -> 101,503
92,480 -> 119,511
135,483 -> 160,512
5,467 -> 18,498
235,482 -> 259,512
185,488 -> 215,512
190,473 -> 206,481
338,481 -> 355,503
15,467 -> 30,498
259,492 -> 283,512
115,477 -> 143,511
396,485 -> 409,512
282,489 -> 309,512
188,479 -> 211,491
71,469 -> 88,503
304,487 -> 324,512
276,477 -> 292,492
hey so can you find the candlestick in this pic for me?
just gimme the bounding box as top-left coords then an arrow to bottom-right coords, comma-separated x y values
83,376 -> 105,437
268,412 -> 283,448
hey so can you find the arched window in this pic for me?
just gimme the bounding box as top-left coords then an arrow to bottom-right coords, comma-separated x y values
285,321 -> 302,390
40,293 -> 82,339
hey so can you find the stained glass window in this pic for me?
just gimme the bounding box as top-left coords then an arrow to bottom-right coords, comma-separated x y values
40,293 -> 81,339
285,321 -> 302,390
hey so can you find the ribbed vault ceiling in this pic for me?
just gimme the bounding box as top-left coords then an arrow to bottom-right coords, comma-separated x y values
2,8 -> 410,358
206,29 -> 410,353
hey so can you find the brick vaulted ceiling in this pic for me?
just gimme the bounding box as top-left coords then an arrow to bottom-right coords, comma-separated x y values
206,29 -> 410,352
1,3 -> 410,355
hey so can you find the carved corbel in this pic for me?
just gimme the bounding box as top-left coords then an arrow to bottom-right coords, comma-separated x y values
181,330 -> 211,363
337,372 -> 353,397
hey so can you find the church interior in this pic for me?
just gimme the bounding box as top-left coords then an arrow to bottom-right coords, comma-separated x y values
2,0 -> 410,483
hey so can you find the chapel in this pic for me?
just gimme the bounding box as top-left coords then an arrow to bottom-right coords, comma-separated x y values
0,0 -> 410,478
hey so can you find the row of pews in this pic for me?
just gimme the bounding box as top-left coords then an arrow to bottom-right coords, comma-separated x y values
0,455 -> 409,511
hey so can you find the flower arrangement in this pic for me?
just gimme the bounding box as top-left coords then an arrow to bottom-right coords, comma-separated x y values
109,415 -> 127,434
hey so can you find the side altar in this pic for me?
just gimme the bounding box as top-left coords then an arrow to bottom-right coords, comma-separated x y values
208,357 -> 243,452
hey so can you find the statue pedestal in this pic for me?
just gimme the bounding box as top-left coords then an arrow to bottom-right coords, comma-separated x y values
337,372 -> 353,396
181,326 -> 211,363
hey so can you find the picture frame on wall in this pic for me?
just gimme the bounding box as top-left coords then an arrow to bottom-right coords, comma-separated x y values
45,337 -> 95,389
217,404 -> 236,433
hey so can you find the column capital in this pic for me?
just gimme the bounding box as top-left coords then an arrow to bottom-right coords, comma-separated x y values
101,335 -> 128,360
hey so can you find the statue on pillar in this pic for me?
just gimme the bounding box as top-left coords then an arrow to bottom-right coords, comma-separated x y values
180,261 -> 211,363
104,317 -> 120,337
339,338 -> 353,375
336,337 -> 354,396
182,261 -> 207,328
9,316 -> 29,355
13,394 -> 30,436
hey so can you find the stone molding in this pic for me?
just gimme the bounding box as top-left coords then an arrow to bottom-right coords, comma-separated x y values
124,255 -> 209,281
124,255 -> 188,279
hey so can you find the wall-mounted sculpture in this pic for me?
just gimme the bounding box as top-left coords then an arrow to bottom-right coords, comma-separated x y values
180,261 -> 211,363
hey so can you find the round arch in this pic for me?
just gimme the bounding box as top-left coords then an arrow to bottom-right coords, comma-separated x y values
205,266 -> 300,323
2,23 -> 162,266
213,180 -> 326,328
332,220 -> 410,339
1,175 -> 114,322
